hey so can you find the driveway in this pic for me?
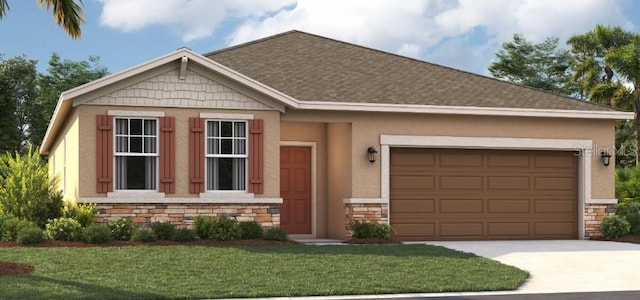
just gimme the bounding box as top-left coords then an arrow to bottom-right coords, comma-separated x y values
419,240 -> 640,293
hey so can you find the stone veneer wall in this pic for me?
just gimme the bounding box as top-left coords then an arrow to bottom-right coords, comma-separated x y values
584,203 -> 616,238
344,203 -> 389,238
95,203 -> 280,228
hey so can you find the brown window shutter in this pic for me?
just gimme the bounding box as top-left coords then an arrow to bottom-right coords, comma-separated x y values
96,115 -> 114,193
248,119 -> 264,194
159,116 -> 176,194
189,117 -> 205,193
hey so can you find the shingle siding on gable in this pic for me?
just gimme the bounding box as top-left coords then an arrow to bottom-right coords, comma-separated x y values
85,69 -> 273,110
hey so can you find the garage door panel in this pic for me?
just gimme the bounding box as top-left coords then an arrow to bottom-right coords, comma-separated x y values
535,177 -> 576,191
439,199 -> 483,213
390,148 -> 578,241
439,223 -> 483,237
488,176 -> 530,190
488,222 -> 530,236
391,175 -> 435,190
440,152 -> 483,167
535,199 -> 576,213
391,199 -> 435,213
488,199 -> 530,213
440,176 -> 483,190
391,149 -> 435,166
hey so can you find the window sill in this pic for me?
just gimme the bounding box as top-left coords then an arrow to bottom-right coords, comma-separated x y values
107,191 -> 166,198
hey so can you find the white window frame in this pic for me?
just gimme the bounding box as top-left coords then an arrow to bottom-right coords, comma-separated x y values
113,116 -> 160,192
204,119 -> 249,192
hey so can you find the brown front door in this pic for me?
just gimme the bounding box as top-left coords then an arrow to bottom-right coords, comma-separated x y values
280,146 -> 312,234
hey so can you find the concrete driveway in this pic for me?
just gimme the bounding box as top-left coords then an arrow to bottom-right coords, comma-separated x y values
419,240 -> 640,293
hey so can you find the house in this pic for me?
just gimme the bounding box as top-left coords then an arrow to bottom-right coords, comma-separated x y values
40,30 -> 632,241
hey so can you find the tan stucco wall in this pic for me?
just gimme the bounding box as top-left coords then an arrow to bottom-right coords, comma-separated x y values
77,105 -> 280,198
48,109 -> 80,201
280,121 -> 328,237
327,123 -> 352,239
281,110 -> 616,200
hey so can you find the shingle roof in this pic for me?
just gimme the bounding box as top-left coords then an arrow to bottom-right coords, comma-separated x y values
206,30 -> 616,112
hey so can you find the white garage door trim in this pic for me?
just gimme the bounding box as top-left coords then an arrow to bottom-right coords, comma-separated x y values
380,135 -> 593,240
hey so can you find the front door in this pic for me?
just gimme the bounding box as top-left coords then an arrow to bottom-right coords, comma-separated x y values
280,146 -> 312,234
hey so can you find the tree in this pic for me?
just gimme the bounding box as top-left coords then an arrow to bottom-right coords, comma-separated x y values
0,0 -> 84,39
26,53 -> 109,146
489,34 -> 579,96
0,55 -> 38,153
568,25 -> 640,163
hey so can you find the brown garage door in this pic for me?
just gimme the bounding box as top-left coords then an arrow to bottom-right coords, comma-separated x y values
390,148 -> 578,240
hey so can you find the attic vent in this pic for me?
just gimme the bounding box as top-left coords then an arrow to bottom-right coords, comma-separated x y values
179,56 -> 188,80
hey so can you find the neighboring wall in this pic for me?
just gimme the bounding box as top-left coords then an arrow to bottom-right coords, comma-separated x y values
282,110 -> 616,200
48,109 -> 80,201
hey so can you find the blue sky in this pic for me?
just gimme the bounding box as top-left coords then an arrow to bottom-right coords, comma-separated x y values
1,0 -> 639,76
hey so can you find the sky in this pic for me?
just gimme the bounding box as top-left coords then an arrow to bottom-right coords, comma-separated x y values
1,0 -> 639,76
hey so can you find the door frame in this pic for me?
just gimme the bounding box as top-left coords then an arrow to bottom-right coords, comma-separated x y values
280,141 -> 317,239
380,135 -> 593,240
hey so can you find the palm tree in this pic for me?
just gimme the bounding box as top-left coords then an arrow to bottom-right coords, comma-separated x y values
0,0 -> 84,39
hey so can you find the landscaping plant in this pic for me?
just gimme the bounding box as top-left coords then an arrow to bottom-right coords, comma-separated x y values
151,222 -> 176,240
0,146 -> 64,227
131,228 -> 157,242
172,228 -> 197,242
265,227 -> 288,241
239,221 -> 264,239
600,215 -> 631,239
616,202 -> 640,235
350,220 -> 394,240
194,215 -> 241,241
16,225 -> 46,244
64,201 -> 96,227
108,218 -> 136,241
45,217 -> 83,241
83,223 -> 113,244
1,216 -> 35,241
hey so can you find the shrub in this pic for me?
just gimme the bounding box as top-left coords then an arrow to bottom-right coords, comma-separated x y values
350,220 -> 394,240
16,225 -> 46,244
108,218 -> 136,241
616,202 -> 640,235
131,228 -> 157,242
83,223 -> 113,244
600,215 -> 631,239
1,216 -> 35,241
172,228 -> 196,242
64,201 -> 96,227
194,215 -> 241,241
264,227 -> 288,241
0,146 -> 64,227
151,222 -> 176,240
239,221 -> 264,239
45,217 -> 83,241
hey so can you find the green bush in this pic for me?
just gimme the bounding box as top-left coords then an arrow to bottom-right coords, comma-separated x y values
616,202 -> 640,235
264,227 -> 288,241
131,228 -> 157,242
151,222 -> 176,240
108,218 -> 136,241
83,223 -> 113,244
239,221 -> 264,239
64,201 -> 96,227
194,215 -> 241,241
1,216 -> 35,241
45,217 -> 83,241
0,146 -> 64,227
172,228 -> 196,242
616,167 -> 640,203
16,225 -> 46,244
350,220 -> 394,240
600,215 -> 631,239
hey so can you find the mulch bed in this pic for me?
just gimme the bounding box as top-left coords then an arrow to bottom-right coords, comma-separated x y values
347,238 -> 398,244
590,234 -> 640,243
0,261 -> 34,277
0,239 -> 299,248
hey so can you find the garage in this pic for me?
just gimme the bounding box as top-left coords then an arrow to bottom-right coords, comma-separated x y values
390,148 -> 578,240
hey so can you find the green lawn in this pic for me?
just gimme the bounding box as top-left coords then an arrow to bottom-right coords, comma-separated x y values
0,244 -> 528,299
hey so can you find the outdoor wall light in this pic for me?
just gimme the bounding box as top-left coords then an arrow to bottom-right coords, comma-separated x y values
367,146 -> 378,163
600,151 -> 612,167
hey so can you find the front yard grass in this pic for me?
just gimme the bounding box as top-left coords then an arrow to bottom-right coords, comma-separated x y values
0,244 -> 528,299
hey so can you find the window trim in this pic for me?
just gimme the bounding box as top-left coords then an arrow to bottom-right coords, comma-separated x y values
113,116 -> 160,192
204,119 -> 249,192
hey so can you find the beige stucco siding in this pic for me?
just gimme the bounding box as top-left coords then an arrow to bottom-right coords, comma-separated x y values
281,110 -> 616,200
77,105 -> 280,199
48,109 -> 80,201
326,123 -> 352,239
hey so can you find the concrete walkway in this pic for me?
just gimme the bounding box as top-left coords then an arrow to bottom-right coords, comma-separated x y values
419,240 -> 640,293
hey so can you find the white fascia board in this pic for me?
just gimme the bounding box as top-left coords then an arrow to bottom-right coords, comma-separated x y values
296,101 -> 633,120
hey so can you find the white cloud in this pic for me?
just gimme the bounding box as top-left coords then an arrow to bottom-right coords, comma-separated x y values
97,0 -> 633,74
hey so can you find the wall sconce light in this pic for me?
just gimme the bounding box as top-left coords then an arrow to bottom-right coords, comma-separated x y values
600,151 -> 612,167
367,146 -> 378,163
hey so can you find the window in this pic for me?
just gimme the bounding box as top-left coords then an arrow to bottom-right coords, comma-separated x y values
114,118 -> 158,190
205,120 -> 247,191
